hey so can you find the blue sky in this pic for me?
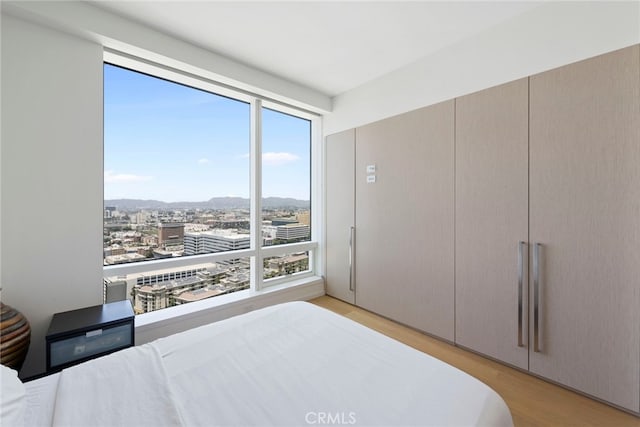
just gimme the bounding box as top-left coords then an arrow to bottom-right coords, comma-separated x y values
104,64 -> 310,202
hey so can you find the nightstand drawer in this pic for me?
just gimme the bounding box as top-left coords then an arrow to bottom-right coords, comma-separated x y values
46,301 -> 134,372
49,323 -> 132,369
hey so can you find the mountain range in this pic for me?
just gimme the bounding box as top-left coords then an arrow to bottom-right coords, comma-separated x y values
104,196 -> 309,210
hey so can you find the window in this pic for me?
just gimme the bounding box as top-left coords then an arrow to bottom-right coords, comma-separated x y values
261,108 -> 311,248
103,57 -> 317,315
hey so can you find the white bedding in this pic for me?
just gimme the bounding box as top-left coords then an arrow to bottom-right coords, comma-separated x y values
24,301 -> 513,426
24,373 -> 58,427
52,344 -> 183,427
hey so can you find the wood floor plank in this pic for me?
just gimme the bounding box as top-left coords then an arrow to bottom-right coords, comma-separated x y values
309,295 -> 640,427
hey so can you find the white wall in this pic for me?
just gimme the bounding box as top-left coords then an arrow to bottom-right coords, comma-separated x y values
1,14 -> 104,377
324,1 -> 640,135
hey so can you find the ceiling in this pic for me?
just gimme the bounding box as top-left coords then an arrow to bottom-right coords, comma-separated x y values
90,1 -> 542,97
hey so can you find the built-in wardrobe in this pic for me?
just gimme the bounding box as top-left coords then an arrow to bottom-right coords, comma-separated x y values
325,44 -> 640,414
326,101 -> 455,341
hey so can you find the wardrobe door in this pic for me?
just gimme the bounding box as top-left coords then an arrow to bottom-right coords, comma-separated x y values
355,101 -> 455,340
529,45 -> 640,412
325,130 -> 356,304
455,78 -> 529,369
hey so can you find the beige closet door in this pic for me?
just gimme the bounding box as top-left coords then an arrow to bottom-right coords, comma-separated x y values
325,130 -> 356,304
355,101 -> 455,340
529,45 -> 640,412
455,79 -> 529,369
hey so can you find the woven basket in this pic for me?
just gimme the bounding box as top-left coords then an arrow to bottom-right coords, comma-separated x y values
0,302 -> 31,370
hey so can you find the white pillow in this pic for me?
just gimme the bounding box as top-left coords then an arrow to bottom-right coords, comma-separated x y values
0,364 -> 26,427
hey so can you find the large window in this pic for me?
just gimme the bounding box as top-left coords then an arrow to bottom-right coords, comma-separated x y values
103,59 -> 317,315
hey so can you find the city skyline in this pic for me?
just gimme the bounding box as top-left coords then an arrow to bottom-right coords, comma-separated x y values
104,194 -> 310,205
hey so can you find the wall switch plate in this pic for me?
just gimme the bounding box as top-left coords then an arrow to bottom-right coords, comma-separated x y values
367,175 -> 376,184
366,164 -> 376,173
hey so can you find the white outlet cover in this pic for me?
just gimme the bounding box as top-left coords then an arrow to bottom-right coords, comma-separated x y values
367,175 -> 376,183
366,164 -> 376,173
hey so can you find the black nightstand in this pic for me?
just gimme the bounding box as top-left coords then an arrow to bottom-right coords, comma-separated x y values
46,300 -> 134,373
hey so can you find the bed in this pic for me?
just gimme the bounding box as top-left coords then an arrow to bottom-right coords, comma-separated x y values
3,301 -> 513,426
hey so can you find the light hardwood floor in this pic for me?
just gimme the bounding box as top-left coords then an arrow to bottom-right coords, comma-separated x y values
309,295 -> 640,427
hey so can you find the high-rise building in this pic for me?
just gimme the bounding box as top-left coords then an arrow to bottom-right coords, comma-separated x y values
158,222 -> 184,247
275,224 -> 310,241
184,230 -> 250,255
103,277 -> 127,303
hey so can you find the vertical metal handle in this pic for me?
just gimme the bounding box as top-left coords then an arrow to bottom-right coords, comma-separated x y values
517,241 -> 526,347
533,243 -> 541,352
348,226 -> 355,292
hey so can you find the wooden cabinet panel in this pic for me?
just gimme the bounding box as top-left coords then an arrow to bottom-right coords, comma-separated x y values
325,130 -> 356,304
455,78 -> 529,369
355,101 -> 455,341
529,45 -> 640,412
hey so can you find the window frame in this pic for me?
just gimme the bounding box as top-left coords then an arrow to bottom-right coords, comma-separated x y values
102,51 -> 321,315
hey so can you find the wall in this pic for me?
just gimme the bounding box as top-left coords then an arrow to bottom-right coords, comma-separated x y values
324,1 -> 640,135
1,14 -> 104,377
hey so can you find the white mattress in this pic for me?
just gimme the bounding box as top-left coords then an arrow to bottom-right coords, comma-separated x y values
25,301 -> 513,426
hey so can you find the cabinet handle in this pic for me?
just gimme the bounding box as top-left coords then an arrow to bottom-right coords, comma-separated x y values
349,226 -> 355,292
517,241 -> 526,347
533,243 -> 542,352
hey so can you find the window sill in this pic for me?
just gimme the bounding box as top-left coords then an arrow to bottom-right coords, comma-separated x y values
134,275 -> 325,344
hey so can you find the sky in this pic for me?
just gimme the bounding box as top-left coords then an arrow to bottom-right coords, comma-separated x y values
104,64 -> 311,202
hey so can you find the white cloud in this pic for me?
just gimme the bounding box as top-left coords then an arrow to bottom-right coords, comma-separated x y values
104,170 -> 152,183
237,152 -> 300,166
197,158 -> 210,165
262,152 -> 299,166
